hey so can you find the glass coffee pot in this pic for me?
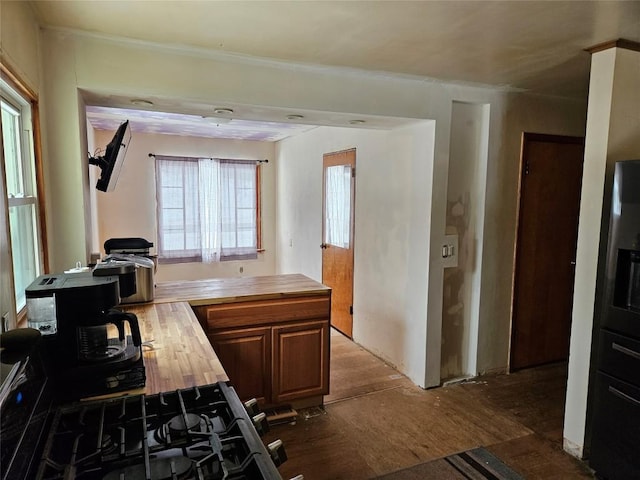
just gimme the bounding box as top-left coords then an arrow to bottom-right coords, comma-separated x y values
76,309 -> 142,363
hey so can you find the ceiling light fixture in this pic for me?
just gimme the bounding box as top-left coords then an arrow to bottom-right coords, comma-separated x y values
349,119 -> 366,125
203,116 -> 232,125
213,108 -> 234,115
286,114 -> 304,120
130,99 -> 154,107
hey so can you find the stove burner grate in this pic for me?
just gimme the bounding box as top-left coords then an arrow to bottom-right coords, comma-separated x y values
102,455 -> 193,480
154,413 -> 208,445
34,383 -> 284,480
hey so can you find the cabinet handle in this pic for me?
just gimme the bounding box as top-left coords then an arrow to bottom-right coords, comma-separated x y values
612,342 -> 640,361
609,386 -> 640,407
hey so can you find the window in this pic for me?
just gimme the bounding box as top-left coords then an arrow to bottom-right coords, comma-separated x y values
1,74 -> 44,312
324,164 -> 352,249
155,156 -> 260,263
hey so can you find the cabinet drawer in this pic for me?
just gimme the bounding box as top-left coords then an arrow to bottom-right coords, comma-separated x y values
597,329 -> 640,386
197,295 -> 330,330
590,372 -> 640,479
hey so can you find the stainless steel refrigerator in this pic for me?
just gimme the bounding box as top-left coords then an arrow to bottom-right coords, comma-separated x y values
589,159 -> 640,479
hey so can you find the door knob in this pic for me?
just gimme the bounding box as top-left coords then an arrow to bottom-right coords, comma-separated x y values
320,243 -> 328,249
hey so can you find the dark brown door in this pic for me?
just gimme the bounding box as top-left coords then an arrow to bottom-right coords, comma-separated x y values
322,149 -> 355,338
511,133 -> 584,370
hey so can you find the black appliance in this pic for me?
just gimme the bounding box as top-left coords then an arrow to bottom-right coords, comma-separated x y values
34,382 -> 286,479
104,237 -> 154,256
590,159 -> 640,478
0,330 -> 52,480
25,273 -> 145,400
0,344 -> 291,479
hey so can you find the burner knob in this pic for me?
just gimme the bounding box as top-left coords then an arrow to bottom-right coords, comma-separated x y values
267,439 -> 288,467
244,398 -> 260,416
252,412 -> 270,436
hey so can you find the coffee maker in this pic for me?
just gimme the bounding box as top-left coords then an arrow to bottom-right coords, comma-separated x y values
25,272 -> 145,399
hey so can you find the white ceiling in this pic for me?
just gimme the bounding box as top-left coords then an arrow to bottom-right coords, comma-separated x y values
30,0 -> 640,140
85,106 -> 320,142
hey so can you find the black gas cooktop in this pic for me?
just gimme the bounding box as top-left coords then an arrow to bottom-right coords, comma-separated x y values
35,382 -> 284,480
1,347 -> 287,480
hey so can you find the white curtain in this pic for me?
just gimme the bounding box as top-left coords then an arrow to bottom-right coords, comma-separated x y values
156,157 -> 201,261
156,156 -> 257,263
219,160 -> 258,259
198,158 -> 221,262
325,165 -> 352,249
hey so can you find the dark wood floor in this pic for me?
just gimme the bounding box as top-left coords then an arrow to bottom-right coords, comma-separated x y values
263,329 -> 595,480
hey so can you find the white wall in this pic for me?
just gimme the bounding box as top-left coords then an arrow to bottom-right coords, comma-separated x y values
39,32 -> 89,271
275,123 -> 436,386
441,102 -> 490,380
0,1 -> 40,93
93,129 -> 276,281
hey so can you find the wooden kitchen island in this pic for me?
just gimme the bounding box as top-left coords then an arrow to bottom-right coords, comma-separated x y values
131,274 -> 331,408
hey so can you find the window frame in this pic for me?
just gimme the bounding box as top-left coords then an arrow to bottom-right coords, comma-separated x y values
155,156 -> 262,264
1,63 -> 48,320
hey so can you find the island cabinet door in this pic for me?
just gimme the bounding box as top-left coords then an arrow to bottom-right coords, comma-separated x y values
209,327 -> 271,405
272,320 -> 330,404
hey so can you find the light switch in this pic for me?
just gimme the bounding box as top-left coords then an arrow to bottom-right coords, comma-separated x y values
442,234 -> 459,268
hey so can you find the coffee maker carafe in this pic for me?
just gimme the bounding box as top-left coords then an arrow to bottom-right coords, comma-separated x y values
25,273 -> 146,399
76,308 -> 142,362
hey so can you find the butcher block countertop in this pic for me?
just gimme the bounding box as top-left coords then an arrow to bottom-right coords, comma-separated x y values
153,273 -> 330,306
109,274 -> 329,397
122,301 -> 229,396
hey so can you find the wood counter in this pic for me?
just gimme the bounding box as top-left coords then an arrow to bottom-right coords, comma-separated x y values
152,274 -> 331,408
154,273 -> 330,306
102,274 -> 330,407
122,301 -> 228,395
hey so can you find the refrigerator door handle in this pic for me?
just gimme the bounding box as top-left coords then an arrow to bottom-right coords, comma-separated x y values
609,385 -> 640,407
612,342 -> 640,361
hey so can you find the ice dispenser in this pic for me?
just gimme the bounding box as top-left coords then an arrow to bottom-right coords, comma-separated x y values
613,249 -> 640,311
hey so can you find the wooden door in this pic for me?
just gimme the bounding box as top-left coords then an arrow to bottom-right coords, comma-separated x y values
322,149 -> 355,338
272,320 -> 330,404
209,327 -> 271,404
511,133 -> 584,370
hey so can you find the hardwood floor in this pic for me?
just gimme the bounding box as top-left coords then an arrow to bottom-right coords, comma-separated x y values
263,328 -> 595,480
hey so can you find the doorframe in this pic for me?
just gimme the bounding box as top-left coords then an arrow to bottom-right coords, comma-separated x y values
509,132 -> 585,371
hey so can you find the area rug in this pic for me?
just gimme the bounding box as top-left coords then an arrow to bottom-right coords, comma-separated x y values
374,447 -> 524,480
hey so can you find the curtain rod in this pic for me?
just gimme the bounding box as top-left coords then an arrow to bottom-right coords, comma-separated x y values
148,153 -> 268,164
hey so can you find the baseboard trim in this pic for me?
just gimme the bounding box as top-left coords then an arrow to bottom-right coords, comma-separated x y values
563,437 -> 584,459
